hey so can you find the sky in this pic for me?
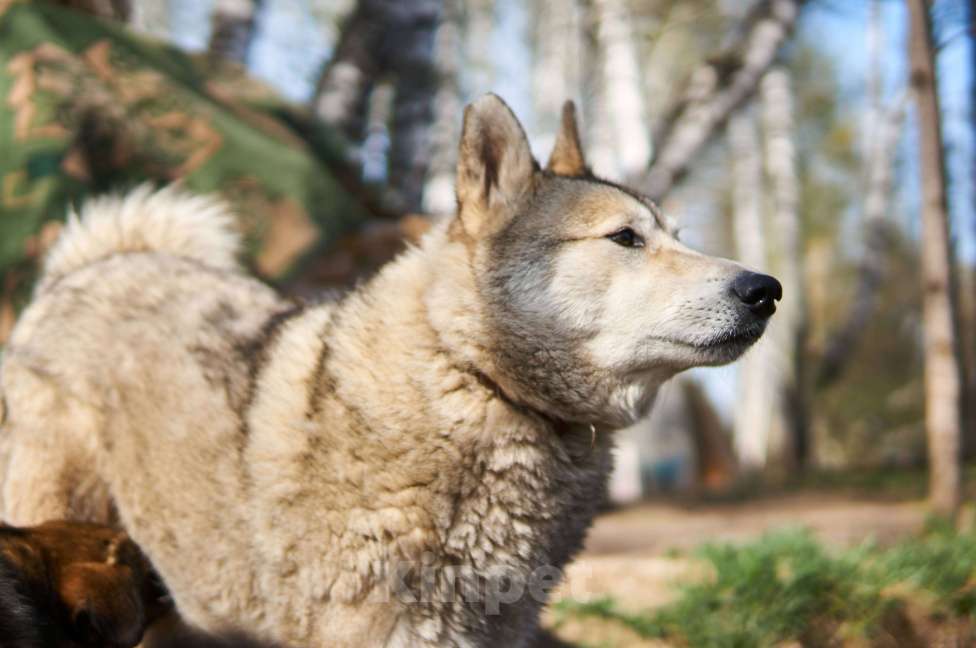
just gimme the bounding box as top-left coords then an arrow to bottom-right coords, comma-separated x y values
801,0 -> 974,263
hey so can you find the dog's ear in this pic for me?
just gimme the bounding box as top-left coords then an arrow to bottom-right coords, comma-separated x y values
546,101 -> 587,176
456,94 -> 537,237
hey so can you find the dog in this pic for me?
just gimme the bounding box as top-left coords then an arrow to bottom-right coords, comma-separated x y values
0,95 -> 780,647
0,520 -> 169,647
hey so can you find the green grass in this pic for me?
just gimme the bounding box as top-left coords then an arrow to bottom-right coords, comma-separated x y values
553,520 -> 976,647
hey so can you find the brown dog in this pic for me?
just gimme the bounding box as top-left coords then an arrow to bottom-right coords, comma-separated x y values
0,520 -> 170,648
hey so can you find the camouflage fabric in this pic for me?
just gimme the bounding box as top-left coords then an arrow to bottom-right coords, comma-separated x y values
0,0 -> 375,339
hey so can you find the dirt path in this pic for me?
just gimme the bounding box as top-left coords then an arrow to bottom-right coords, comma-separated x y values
584,493 -> 928,556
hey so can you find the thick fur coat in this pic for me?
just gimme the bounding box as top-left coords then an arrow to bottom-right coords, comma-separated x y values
0,96 -> 778,647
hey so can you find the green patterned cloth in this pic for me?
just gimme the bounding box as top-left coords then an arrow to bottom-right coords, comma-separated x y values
0,0 -> 373,333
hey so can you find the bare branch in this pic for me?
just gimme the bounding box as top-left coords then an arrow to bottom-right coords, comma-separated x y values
634,0 -> 804,201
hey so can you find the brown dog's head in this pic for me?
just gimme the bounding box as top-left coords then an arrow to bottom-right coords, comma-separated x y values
0,520 -> 170,648
448,95 -> 781,427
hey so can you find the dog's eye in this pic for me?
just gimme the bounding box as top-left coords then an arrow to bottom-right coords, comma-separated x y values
606,228 -> 644,248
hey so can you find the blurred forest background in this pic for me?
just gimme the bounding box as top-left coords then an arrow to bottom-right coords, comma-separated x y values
1,1 -> 975,644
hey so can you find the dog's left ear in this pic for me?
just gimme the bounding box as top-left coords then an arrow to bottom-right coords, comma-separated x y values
456,94 -> 538,237
546,101 -> 587,177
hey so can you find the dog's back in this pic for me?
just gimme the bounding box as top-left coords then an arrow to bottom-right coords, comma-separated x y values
0,186 -> 290,632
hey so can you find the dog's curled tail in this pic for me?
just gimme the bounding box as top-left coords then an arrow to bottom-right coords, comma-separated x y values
39,184 -> 241,290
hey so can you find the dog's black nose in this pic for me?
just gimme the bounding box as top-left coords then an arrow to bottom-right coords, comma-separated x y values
732,272 -> 782,319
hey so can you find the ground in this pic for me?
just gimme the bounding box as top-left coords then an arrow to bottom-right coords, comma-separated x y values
544,493 -> 936,647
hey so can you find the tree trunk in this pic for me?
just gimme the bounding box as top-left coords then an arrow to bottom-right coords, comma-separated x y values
908,0 -> 964,518
207,0 -> 262,65
129,0 -> 170,39
385,0 -> 442,213
312,1 -> 386,145
463,0 -> 496,95
582,0 -> 649,179
730,108 -> 771,470
760,66 -> 808,471
530,0 -> 582,153
312,0 -> 441,213
635,0 -> 803,201
967,0 -> 976,460
422,0 -> 464,214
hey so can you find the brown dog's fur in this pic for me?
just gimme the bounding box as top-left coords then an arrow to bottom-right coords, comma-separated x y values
0,520 -> 169,647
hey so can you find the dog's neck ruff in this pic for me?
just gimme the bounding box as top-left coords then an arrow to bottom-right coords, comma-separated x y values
465,364 -> 604,446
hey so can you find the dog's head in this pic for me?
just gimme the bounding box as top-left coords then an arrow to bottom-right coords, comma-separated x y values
450,95 -> 781,427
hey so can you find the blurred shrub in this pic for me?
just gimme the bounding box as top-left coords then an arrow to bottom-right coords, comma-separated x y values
0,0 -> 379,340
553,523 -> 976,647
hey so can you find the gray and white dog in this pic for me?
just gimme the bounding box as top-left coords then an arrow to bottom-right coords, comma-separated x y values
0,95 -> 780,647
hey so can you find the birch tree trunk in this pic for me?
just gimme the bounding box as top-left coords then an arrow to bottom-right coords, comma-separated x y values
312,1 -> 385,145
636,0 -> 802,201
464,0 -> 496,95
422,0 -> 464,215
761,66 -> 807,470
582,0 -> 649,179
207,0 -> 263,65
730,109 -> 772,469
312,0 -> 441,213
129,0 -> 170,39
967,0 -> 976,459
579,0 -> 606,174
907,0 -> 964,518
386,0 -> 441,212
530,0 -> 582,155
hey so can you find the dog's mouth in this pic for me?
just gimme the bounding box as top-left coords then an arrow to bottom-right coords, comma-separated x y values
696,321 -> 767,351
661,321 -> 767,365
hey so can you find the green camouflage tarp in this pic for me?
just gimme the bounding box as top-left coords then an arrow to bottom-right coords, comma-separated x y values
0,0 -> 376,338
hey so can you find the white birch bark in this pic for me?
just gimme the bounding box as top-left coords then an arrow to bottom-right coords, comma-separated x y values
386,0 -> 442,212
579,0 -> 605,172
588,0 -> 649,179
530,0 -> 582,156
760,66 -> 806,469
311,0 -> 441,212
729,109 -> 771,469
422,0 -> 464,215
129,0 -> 170,38
464,0 -> 496,95
312,1 -> 384,144
908,0 -> 963,517
637,0 -> 802,200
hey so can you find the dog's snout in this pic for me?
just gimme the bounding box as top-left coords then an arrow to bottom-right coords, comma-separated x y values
731,272 -> 782,319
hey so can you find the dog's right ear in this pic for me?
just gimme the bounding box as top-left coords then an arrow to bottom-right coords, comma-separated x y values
546,101 -> 587,176
456,94 -> 537,237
